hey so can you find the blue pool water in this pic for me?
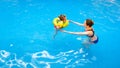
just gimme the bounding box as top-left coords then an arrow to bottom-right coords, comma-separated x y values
0,0 -> 120,68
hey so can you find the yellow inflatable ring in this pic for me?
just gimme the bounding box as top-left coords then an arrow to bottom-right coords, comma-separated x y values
53,17 -> 69,28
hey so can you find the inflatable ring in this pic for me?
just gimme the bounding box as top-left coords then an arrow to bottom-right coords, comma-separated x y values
53,17 -> 69,28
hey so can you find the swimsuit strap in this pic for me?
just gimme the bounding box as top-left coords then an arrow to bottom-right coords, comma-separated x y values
86,29 -> 94,37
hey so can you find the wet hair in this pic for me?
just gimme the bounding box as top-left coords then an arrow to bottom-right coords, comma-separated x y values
86,19 -> 94,27
58,14 -> 66,21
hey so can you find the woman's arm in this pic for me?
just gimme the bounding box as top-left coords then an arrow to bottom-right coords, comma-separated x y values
69,20 -> 84,26
60,30 -> 88,35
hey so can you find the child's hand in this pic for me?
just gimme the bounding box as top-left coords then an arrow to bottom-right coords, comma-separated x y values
55,25 -> 61,29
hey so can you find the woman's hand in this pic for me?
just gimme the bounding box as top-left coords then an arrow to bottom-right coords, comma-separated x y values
60,29 -> 65,32
69,20 -> 74,23
55,25 -> 61,29
69,20 -> 84,26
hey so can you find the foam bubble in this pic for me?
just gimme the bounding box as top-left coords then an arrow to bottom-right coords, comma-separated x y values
76,37 -> 82,40
17,59 -> 26,67
0,50 -> 10,58
74,51 -> 78,55
82,55 -> 86,57
91,56 -> 97,61
10,44 -> 14,47
30,40 -> 34,43
79,48 -> 84,54
0,48 -> 95,68
56,57 -> 71,64
39,61 -> 50,68
32,50 -> 55,59
0,58 -> 5,62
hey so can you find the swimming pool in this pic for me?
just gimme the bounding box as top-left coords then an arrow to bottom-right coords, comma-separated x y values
0,0 -> 120,68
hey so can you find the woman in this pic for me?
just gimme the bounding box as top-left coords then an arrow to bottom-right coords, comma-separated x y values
60,19 -> 98,44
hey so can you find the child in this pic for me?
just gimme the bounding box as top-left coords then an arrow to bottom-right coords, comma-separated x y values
53,14 -> 69,39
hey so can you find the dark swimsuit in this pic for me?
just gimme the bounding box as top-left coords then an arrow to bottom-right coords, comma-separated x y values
86,29 -> 98,44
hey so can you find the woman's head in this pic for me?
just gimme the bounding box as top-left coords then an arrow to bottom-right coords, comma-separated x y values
84,19 -> 94,27
58,14 -> 66,21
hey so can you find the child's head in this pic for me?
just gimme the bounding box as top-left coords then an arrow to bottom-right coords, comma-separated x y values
58,14 -> 66,21
85,19 -> 94,27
